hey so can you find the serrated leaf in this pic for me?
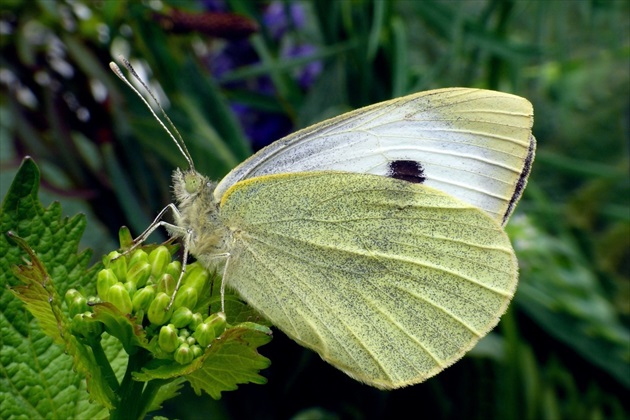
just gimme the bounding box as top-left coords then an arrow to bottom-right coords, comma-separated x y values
89,302 -> 148,355
7,234 -> 66,345
5,234 -> 118,409
147,377 -> 187,413
134,323 -> 272,399
0,157 -> 118,418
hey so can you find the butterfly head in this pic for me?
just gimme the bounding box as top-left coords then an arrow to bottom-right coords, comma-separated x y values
184,170 -> 205,194
172,169 -> 215,207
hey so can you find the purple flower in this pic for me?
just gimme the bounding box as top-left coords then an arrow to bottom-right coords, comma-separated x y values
263,1 -> 307,40
200,0 -> 322,149
230,103 -> 293,151
206,39 -> 257,79
282,43 -> 322,90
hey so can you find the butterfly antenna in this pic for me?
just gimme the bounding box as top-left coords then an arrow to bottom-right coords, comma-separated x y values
109,58 -> 195,171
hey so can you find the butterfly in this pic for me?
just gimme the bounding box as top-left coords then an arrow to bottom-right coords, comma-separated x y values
112,62 -> 535,389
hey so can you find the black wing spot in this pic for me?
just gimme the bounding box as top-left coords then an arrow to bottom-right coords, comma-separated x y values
388,160 -> 426,184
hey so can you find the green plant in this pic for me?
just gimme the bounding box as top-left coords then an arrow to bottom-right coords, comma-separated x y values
1,158 -> 271,418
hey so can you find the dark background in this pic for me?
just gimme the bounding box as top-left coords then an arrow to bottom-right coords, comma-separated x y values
1,1 -> 628,419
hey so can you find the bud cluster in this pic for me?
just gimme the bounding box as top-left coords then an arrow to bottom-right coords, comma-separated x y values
65,246 -> 226,364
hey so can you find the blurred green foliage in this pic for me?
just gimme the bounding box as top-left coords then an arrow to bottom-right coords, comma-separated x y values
1,0 -> 628,419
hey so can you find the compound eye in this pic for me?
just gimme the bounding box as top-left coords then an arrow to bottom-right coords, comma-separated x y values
184,173 -> 203,194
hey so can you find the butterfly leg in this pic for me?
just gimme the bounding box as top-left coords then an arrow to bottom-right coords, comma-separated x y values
166,226 -> 192,310
188,252 -> 230,313
118,203 -> 186,258
219,254 -> 231,313
190,252 -> 231,313
133,203 -> 186,245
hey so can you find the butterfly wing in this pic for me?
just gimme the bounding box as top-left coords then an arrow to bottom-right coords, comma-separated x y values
218,172 -> 518,389
215,88 -> 535,226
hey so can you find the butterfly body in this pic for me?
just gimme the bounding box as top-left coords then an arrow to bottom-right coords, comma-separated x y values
170,169 -> 229,261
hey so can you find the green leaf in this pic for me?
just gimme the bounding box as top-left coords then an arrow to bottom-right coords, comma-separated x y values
7,233 -> 66,345
8,234 -> 122,409
509,216 -> 630,388
0,157 -> 116,418
146,377 -> 186,413
89,303 -> 149,355
134,322 -> 272,400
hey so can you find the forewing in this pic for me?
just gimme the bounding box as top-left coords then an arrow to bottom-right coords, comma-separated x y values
215,88 -> 535,225
219,172 -> 518,389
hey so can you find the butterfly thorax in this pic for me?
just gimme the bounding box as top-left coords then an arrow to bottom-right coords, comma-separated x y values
171,169 -> 230,264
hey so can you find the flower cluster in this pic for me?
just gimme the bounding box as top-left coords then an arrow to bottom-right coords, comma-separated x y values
65,246 -> 225,364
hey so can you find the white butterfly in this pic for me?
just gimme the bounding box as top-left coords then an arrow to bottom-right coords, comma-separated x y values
112,61 -> 535,389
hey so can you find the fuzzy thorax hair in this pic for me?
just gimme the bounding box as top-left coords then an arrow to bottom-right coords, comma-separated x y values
170,169 -> 229,264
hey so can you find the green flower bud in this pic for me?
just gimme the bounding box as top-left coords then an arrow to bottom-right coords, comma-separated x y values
118,226 -> 133,249
107,282 -> 133,314
191,344 -> 203,359
173,287 -> 198,310
87,295 -> 100,305
126,262 -> 151,289
132,285 -> 156,312
65,289 -> 82,307
177,335 -> 186,346
103,250 -> 119,267
189,313 -> 204,331
181,262 -> 202,280
204,311 -> 227,338
97,269 -> 118,301
110,256 -> 127,282
149,246 -> 170,278
70,313 -> 84,336
147,292 -> 173,325
156,273 -> 176,296
193,322 -> 216,348
71,312 -> 103,338
186,336 -> 196,346
174,343 -> 193,364
166,260 -> 182,280
158,324 -> 178,353
124,281 -> 136,298
178,328 -> 191,339
185,261 -> 202,271
183,265 -> 210,294
104,251 -> 127,280
128,249 -> 149,269
69,295 -> 89,318
171,307 -> 193,328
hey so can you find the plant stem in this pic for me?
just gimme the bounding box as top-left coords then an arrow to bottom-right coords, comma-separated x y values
110,349 -> 150,420
90,337 -> 120,392
137,378 -> 171,418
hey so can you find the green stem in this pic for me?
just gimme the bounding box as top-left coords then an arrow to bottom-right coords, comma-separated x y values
110,349 -> 150,420
90,337 -> 120,393
137,378 -> 171,419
